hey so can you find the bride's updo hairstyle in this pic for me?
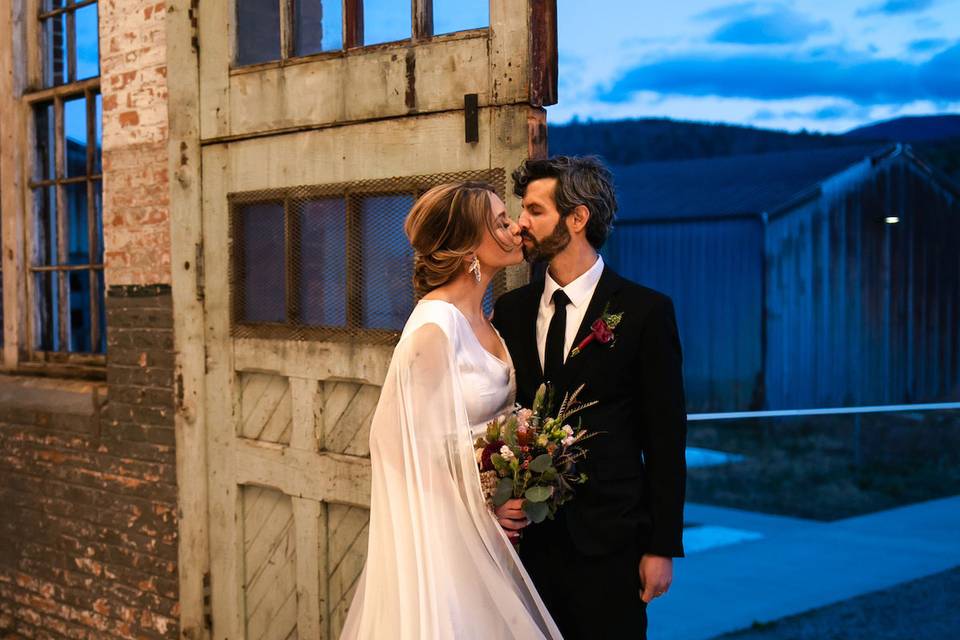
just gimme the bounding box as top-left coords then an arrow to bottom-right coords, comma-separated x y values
404,181 -> 503,299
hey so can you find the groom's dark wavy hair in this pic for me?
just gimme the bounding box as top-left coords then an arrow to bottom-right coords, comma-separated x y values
511,155 -> 618,250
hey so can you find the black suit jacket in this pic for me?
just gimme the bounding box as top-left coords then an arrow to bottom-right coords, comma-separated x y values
493,266 -> 687,557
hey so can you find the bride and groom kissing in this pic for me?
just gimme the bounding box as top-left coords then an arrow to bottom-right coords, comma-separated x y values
341,156 -> 687,639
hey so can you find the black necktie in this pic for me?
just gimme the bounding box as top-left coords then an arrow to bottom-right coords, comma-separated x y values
544,289 -> 571,382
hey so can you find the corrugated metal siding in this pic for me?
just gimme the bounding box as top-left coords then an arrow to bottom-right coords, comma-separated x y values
603,218 -> 764,412
765,155 -> 960,408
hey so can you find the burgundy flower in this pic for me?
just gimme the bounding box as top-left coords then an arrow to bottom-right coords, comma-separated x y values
480,440 -> 506,471
517,425 -> 534,447
591,318 -> 615,344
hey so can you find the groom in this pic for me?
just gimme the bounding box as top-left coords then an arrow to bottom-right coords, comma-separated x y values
492,156 -> 687,639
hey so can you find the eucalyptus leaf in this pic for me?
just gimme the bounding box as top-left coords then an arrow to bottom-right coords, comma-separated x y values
492,477 -> 514,507
522,499 -> 549,523
529,453 -> 553,473
524,485 -> 553,503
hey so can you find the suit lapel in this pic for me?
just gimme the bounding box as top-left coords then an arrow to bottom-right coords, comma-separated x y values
559,267 -> 624,388
525,277 -> 546,380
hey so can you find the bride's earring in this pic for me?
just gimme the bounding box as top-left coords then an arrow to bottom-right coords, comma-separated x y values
469,256 -> 481,283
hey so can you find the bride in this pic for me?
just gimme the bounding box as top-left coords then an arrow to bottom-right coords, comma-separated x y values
340,182 -> 562,639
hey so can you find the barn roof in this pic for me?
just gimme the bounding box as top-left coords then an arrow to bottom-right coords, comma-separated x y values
611,144 -> 895,221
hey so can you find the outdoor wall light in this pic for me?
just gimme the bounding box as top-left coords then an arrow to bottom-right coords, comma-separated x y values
885,216 -> 900,224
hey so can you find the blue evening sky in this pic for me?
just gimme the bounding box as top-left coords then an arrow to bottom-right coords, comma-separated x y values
550,0 -> 960,132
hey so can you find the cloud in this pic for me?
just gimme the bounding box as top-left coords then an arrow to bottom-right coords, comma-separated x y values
709,7 -> 831,45
696,2 -> 762,21
857,0 -> 936,17
599,42 -> 960,106
908,38 -> 948,53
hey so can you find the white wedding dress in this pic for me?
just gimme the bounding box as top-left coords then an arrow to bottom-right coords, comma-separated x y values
340,299 -> 562,639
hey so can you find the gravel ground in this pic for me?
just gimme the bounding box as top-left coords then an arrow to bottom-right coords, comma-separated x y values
716,566 -> 960,640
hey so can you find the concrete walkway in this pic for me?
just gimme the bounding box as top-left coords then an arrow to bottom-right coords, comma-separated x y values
648,495 -> 960,640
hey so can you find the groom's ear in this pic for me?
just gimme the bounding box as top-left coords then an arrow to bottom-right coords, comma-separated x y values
567,204 -> 591,234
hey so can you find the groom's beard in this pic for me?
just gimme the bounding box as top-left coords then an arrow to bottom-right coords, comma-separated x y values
521,218 -> 571,263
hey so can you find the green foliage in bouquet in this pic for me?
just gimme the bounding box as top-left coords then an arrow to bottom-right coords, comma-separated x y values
475,383 -> 598,524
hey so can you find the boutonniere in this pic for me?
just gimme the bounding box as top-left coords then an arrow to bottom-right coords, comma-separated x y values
570,304 -> 624,357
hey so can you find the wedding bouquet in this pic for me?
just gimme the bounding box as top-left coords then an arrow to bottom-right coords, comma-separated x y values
475,383 -> 598,525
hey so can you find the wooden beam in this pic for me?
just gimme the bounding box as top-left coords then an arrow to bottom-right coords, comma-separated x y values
165,0 -> 211,636
413,0 -> 433,42
0,0 -> 28,367
529,0 -> 558,107
235,439 -> 373,508
344,0 -> 363,49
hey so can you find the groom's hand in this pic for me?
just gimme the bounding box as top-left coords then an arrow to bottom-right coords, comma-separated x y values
494,498 -> 529,541
639,554 -> 673,603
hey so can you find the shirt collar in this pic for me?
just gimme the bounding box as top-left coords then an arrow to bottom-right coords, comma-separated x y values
542,255 -> 605,309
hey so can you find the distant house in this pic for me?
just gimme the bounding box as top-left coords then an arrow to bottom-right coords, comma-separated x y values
606,145 -> 960,412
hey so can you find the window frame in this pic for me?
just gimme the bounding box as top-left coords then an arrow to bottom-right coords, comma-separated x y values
231,0 -> 489,72
228,169 -> 505,345
0,0 -> 105,376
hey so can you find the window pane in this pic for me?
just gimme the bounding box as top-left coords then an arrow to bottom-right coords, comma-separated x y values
65,95 -> 87,178
68,270 -> 92,352
239,203 -> 286,322
76,3 -> 100,80
434,0 -> 488,34
93,93 -> 103,174
33,187 -> 58,267
43,14 -> 68,86
34,103 -> 55,182
300,199 -> 347,326
364,0 -> 410,45
34,272 -> 60,351
360,194 -> 414,330
236,0 -> 282,65
295,0 -> 342,56
66,183 -> 90,265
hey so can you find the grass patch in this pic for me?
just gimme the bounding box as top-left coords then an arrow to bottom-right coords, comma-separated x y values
687,410 -> 960,521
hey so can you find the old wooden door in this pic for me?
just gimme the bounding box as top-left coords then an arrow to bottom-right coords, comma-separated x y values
194,1 -> 555,637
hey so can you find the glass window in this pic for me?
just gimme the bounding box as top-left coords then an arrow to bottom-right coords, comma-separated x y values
76,3 -> 100,79
236,0 -> 282,66
30,92 -> 105,354
239,202 -> 287,323
433,0 -> 488,35
295,0 -> 343,56
359,194 -> 415,330
64,95 -> 87,178
363,0 -> 411,45
300,198 -> 347,326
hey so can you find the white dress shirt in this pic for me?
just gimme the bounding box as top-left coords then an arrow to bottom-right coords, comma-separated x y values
537,255 -> 605,370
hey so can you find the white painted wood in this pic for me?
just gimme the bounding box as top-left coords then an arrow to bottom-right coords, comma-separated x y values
227,34 -> 491,140
234,439 -> 372,509
243,486 -> 297,640
240,373 -> 293,444
234,338 -> 391,387
293,498 -> 326,639
290,377 -> 322,452
197,0 -> 230,139
202,142 -> 247,639
322,382 -> 376,457
326,504 -> 369,638
219,110 -> 493,192
167,0 -> 213,635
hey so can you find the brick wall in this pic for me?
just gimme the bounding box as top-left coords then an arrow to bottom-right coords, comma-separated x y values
0,0 -> 179,635
100,0 -> 171,288
0,287 -> 179,639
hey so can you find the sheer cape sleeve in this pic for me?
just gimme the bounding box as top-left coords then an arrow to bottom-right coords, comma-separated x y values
339,305 -> 561,639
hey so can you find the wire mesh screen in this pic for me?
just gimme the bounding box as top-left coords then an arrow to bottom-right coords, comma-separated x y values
230,169 -> 508,344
